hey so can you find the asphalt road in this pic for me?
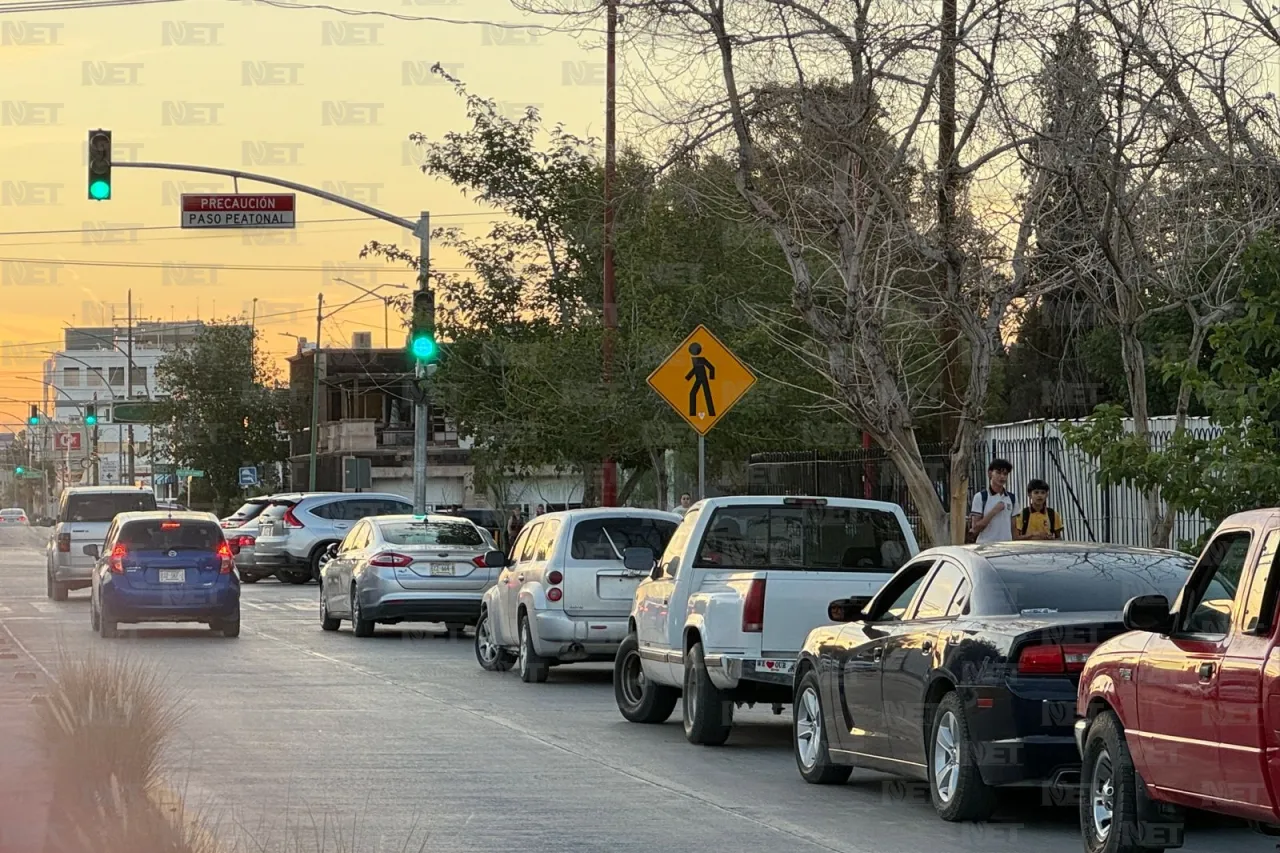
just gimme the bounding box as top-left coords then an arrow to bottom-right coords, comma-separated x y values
0,537 -> 1271,853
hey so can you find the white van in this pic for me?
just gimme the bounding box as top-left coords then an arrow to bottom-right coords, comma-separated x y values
46,486 -> 156,600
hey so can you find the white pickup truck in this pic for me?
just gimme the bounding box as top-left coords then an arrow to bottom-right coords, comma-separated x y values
614,495 -> 918,745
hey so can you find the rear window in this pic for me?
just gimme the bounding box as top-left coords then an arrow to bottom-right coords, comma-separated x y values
120,520 -> 223,551
1,509 -> 24,517
380,521 -> 484,547
988,551 -> 1195,614
63,492 -> 156,523
228,500 -> 269,520
258,501 -> 295,520
693,504 -> 911,572
570,518 -> 679,561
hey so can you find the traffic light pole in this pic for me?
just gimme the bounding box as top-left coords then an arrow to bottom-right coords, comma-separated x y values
413,211 -> 430,516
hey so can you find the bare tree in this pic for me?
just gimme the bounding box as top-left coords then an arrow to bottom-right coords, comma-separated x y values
1022,0 -> 1280,546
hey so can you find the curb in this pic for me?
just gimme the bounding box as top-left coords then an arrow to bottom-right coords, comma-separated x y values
0,620 -> 54,853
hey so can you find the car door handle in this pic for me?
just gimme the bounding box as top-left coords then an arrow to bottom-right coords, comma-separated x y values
1199,662 -> 1215,681
921,641 -> 933,653
517,574 -> 525,582
872,647 -> 884,662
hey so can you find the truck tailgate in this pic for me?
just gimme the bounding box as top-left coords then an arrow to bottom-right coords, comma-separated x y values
761,570 -> 893,656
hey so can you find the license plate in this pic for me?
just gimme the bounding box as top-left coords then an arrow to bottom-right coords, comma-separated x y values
430,562 -> 454,576
757,659 -> 793,674
158,569 -> 185,583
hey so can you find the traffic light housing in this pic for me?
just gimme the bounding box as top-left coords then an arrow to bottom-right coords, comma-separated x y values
84,404 -> 97,426
28,405 -> 38,426
14,466 -> 24,476
408,289 -> 437,363
87,129 -> 112,201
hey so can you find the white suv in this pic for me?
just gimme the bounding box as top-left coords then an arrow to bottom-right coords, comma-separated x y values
47,486 -> 157,600
251,492 -> 414,584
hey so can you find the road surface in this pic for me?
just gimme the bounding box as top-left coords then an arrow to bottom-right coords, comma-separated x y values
0,536 -> 1269,853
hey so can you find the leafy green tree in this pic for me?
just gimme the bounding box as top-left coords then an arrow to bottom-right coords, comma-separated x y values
152,324 -> 289,514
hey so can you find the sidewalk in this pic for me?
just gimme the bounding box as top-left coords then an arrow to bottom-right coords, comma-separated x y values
0,621 -> 54,853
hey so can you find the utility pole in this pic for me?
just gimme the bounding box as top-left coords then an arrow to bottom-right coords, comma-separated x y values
126,289 -> 135,486
413,212 -> 431,516
308,292 -> 323,491
937,0 -> 964,544
92,392 -> 100,486
601,0 -> 619,507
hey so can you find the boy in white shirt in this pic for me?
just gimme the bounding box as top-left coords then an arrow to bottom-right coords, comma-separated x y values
968,459 -> 1015,544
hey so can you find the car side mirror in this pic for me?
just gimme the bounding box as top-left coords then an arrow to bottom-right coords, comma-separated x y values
1123,594 -> 1174,634
623,547 -> 656,572
483,549 -> 506,569
828,597 -> 866,623
82,543 -> 99,559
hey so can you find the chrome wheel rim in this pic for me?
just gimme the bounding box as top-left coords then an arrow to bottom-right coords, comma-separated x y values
477,615 -> 498,664
619,650 -> 647,707
796,686 -> 823,770
684,662 -> 699,726
351,592 -> 361,627
1090,748 -> 1115,841
933,710 -> 960,804
320,585 -> 328,620
519,623 -> 530,676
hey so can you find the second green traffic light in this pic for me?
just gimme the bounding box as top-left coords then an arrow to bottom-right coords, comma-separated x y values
408,290 -> 437,364
87,129 -> 112,201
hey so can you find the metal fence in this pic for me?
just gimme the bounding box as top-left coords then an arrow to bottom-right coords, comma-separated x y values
746,416 -> 1221,548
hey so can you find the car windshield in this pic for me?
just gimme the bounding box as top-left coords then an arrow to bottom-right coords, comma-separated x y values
987,550 -> 1195,613
120,520 -> 223,551
693,504 -> 911,572
64,492 -> 156,523
380,521 -> 484,547
570,518 -> 679,561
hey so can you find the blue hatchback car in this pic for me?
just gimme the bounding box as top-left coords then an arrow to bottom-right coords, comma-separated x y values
87,511 -> 241,638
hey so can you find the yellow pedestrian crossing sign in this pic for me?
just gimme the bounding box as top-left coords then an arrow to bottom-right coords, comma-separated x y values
648,325 -> 756,436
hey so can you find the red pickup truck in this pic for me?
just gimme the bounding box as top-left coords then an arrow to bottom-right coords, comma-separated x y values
1074,508 -> 1280,853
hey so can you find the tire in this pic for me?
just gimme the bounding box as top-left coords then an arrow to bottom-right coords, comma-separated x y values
1082,711 -> 1169,853
221,615 -> 241,638
614,633 -> 680,724
518,613 -> 549,683
350,588 -> 374,637
928,691 -> 997,822
475,609 -> 514,672
280,569 -> 310,585
90,598 -> 100,632
320,587 -> 340,632
239,572 -> 261,584
682,641 -> 733,746
445,622 -> 466,637
794,669 -> 852,784
51,574 -> 68,602
97,599 -> 117,639
45,569 -> 53,600
309,544 -> 334,583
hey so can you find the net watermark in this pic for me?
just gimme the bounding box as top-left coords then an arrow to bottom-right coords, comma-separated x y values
320,101 -> 384,126
1,21 -> 63,45
1,181 -> 63,206
162,101 -> 225,125
82,61 -> 143,85
2,102 -> 63,125
160,22 -> 224,46
242,141 -> 304,166
161,264 -> 221,286
321,21 -> 383,46
401,61 -> 463,85
82,222 -> 143,244
562,61 -> 604,86
242,61 -> 304,86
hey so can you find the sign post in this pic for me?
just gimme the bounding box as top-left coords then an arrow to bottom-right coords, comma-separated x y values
647,325 -> 756,500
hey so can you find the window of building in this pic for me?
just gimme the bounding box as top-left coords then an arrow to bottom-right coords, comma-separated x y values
108,367 -> 124,386
62,367 -> 79,387
129,366 -> 147,390
87,370 -> 104,387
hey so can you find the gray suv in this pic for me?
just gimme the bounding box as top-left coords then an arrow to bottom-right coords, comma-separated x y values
251,492 -> 414,584
47,486 -> 157,600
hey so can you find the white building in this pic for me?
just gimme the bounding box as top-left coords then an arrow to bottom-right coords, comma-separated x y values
41,322 -> 206,493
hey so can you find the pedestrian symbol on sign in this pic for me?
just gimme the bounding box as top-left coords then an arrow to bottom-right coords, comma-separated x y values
686,343 -> 716,418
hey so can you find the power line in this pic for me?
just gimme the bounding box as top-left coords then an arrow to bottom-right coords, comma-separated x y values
0,256 -> 465,273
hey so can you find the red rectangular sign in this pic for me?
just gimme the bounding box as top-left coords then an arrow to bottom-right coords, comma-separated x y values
53,432 -> 82,451
180,193 -> 296,228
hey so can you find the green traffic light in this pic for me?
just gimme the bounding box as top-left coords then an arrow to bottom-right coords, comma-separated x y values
89,179 -> 111,200
85,415 -> 97,426
410,334 -> 437,361
15,467 -> 24,475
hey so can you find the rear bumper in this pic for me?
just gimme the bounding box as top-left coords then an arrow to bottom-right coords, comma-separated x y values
704,655 -> 797,690
973,735 -> 1081,788
51,556 -> 93,583
364,591 -> 483,625
531,611 -> 628,661
101,583 -> 239,623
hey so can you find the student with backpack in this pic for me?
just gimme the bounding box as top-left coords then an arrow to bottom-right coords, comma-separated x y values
1014,478 -> 1065,540
968,459 -> 1016,544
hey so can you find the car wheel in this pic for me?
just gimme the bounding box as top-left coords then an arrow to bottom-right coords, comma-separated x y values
221,614 -> 241,638
239,572 -> 260,584
97,600 -> 117,639
45,569 -> 53,600
90,598 -> 100,632
51,574 -> 67,602
280,570 -> 310,585
794,669 -> 852,784
350,588 -> 374,637
320,586 -> 340,632
309,544 -> 334,583
518,613 -> 549,683
614,632 -> 678,724
928,691 -> 997,822
683,641 -> 732,746
474,609 -> 513,672
1082,711 -> 1169,853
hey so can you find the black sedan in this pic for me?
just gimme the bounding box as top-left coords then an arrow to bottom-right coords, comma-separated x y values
791,542 -> 1193,822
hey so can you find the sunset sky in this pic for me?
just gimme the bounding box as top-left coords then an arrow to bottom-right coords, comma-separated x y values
0,0 -> 611,431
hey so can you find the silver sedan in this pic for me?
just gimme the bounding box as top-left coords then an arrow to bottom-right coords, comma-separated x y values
319,514 -> 507,638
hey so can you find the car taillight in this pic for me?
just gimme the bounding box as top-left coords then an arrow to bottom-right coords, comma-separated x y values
369,552 -> 412,568
282,508 -> 304,529
742,578 -> 766,633
471,555 -> 488,568
547,587 -> 563,602
109,544 -> 127,574
1018,644 -> 1095,674
236,534 -> 256,547
548,570 -> 563,585
56,533 -> 70,553
216,541 -> 234,574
